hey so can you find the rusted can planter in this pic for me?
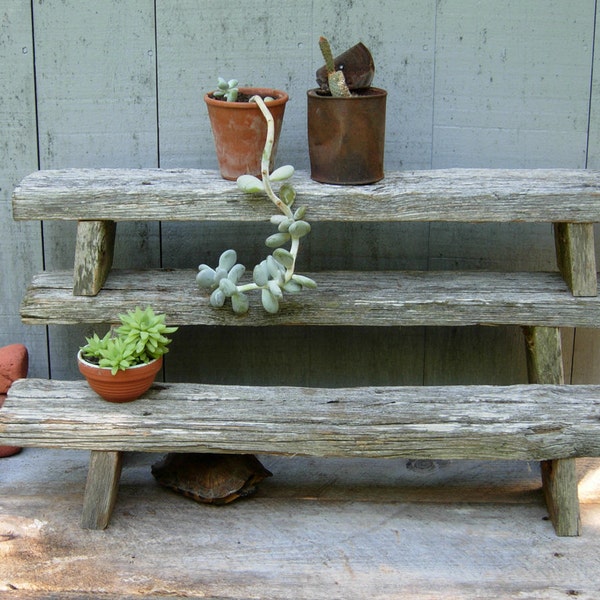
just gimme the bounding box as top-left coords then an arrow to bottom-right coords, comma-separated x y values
307,87 -> 387,185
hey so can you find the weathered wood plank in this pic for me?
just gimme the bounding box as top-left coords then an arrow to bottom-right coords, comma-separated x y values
80,450 -> 123,530
12,168 -> 600,222
554,223 -> 597,296
3,379 -> 600,460
73,220 -> 116,296
18,268 -> 600,328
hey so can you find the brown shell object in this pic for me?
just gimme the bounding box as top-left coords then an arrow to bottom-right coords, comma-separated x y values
316,42 -> 375,92
151,453 -> 272,505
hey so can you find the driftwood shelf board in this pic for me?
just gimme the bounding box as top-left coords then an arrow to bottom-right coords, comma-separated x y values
12,168 -> 600,223
20,268 -> 600,327
3,379 -> 600,461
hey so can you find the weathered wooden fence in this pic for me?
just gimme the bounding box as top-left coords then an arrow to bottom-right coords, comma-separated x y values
1,1 -> 599,384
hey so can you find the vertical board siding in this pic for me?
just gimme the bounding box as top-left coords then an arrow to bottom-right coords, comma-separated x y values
2,1 -> 600,383
31,1 -> 160,378
432,0 -> 594,169
0,3 -> 47,377
427,1 -> 597,384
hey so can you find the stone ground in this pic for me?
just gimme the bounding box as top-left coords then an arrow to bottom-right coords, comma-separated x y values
1,449 -> 600,599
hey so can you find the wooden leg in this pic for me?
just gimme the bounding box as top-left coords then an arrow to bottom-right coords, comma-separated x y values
553,222 -> 597,296
81,450 -> 123,530
73,220 -> 116,296
541,459 -> 581,536
523,325 -> 564,385
523,326 -> 581,536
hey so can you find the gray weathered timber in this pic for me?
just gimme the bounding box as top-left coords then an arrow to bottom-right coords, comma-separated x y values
11,168 -> 600,222
3,379 -> 600,460
80,450 -> 123,530
523,325 -> 581,535
73,220 -> 116,296
523,326 -> 565,385
18,268 -> 600,328
540,458 -> 581,537
554,223 -> 598,296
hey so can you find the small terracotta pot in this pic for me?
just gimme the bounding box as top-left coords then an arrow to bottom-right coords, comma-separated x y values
307,87 -> 387,185
77,351 -> 162,403
204,88 -> 289,181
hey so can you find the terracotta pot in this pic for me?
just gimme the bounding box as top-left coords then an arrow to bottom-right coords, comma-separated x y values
307,87 -> 387,185
77,351 -> 163,403
204,88 -> 289,181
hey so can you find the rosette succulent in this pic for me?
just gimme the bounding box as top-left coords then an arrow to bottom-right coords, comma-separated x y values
80,306 -> 178,375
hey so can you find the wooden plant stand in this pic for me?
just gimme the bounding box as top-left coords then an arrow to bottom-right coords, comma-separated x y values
3,168 -> 600,535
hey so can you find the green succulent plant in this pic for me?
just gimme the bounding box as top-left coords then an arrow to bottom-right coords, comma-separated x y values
197,95 -> 316,314
213,77 -> 239,102
80,306 -> 178,375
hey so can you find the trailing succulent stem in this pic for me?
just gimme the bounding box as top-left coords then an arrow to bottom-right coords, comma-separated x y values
319,36 -> 351,98
197,95 -> 315,314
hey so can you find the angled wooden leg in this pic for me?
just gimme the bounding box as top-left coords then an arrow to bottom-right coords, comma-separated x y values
541,459 -> 581,536
553,222 -> 597,296
73,220 -> 116,296
523,326 -> 581,536
81,450 -> 123,530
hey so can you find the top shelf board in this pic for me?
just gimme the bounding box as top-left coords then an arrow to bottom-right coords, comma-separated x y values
12,168 -> 600,223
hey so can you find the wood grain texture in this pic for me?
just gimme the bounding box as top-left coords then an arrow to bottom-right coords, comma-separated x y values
554,222 -> 597,296
12,168 -> 600,222
80,450 -> 123,530
523,326 -> 565,385
73,220 -> 116,296
3,378 -> 600,460
19,268 -> 600,328
523,325 -> 581,535
541,458 -> 582,536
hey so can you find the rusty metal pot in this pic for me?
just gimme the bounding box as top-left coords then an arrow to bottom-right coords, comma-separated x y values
307,87 -> 387,185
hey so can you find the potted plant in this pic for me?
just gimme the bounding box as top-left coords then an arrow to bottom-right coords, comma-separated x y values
78,306 -> 178,403
307,37 -> 387,185
204,78 -> 289,181
197,94 -> 316,315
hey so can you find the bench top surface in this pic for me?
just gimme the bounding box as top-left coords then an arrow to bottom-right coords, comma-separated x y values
20,268 -> 600,327
12,168 -> 600,223
2,378 -> 600,460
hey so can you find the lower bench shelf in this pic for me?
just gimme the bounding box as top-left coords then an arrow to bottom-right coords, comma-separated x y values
2,378 -> 598,533
3,379 -> 600,458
